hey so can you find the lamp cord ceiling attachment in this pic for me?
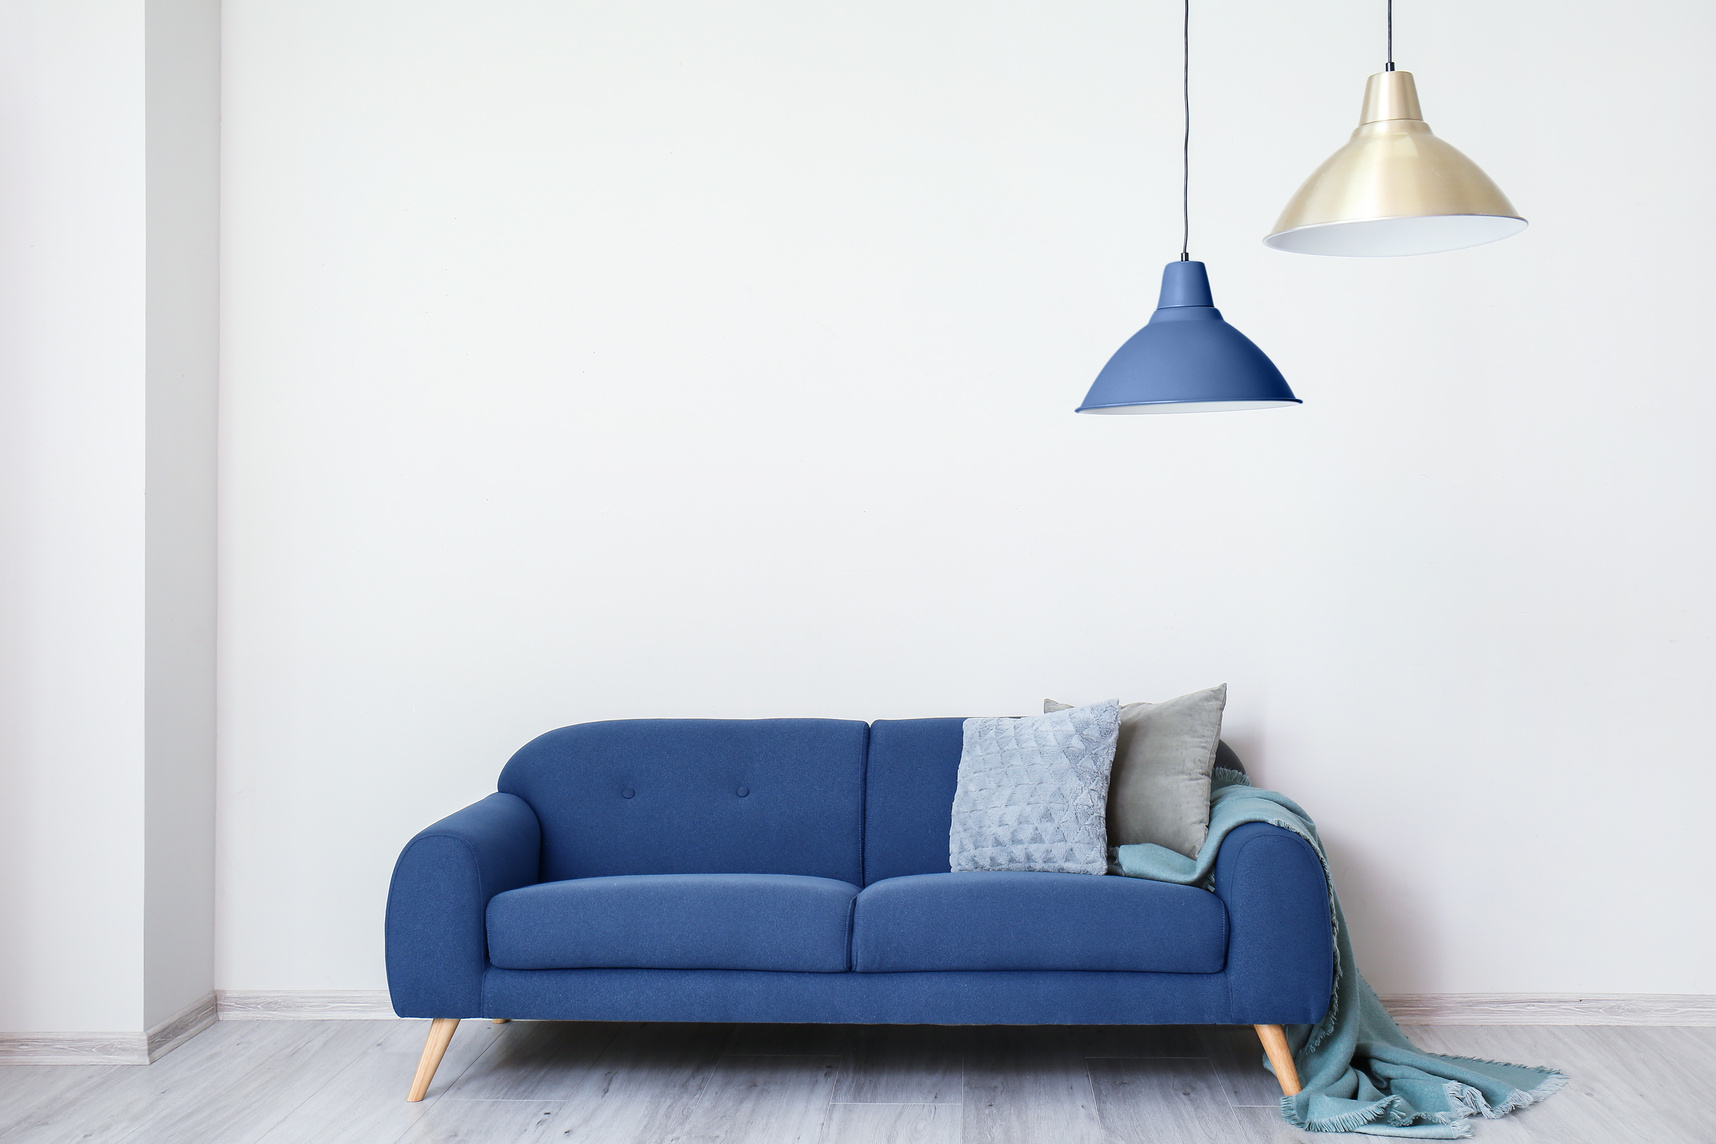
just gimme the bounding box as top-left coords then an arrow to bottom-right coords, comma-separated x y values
1180,0 -> 1190,260
1385,0 -> 1395,71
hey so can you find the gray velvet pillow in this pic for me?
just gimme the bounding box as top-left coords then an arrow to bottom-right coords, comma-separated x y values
949,700 -> 1120,875
1045,684 -> 1225,860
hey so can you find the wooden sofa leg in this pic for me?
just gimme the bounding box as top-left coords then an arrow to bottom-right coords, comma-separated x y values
1253,1024 -> 1301,1095
492,1018 -> 510,1023
408,1018 -> 460,1102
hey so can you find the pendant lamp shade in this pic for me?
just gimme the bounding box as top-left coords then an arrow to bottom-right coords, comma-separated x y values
1265,71 -> 1525,257
1077,262 -> 1300,414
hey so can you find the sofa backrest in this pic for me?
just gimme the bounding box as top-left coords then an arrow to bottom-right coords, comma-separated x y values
862,718 -> 966,885
859,718 -> 1247,885
498,718 -> 869,885
499,715 -> 1247,889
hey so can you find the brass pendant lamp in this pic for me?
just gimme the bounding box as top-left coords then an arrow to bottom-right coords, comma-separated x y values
1265,1 -> 1525,257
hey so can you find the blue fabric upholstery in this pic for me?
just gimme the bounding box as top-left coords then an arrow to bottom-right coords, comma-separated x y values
386,718 -> 1334,1028
385,793 -> 540,1018
1213,821 -> 1334,1024
851,871 -> 1226,973
487,873 -> 858,972
498,719 -> 868,885
863,718 -> 965,885
484,966 -> 1241,1025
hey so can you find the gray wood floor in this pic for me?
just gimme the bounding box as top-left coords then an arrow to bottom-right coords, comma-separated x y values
1,1019 -> 1710,1143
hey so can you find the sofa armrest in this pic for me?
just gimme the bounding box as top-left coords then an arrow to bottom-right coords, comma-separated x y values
385,792 -> 541,1017
1212,821 -> 1334,1026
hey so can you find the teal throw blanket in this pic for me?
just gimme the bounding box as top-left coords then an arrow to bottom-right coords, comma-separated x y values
1112,771 -> 1567,1138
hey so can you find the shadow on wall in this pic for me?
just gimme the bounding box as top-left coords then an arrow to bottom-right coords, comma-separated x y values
1318,830 -> 1437,994
1220,740 -> 1436,994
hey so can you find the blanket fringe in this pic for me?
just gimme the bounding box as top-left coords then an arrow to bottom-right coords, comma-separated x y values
1427,1053 -> 1570,1119
1435,1068 -> 1568,1124
1442,1081 -> 1484,1120
1485,1070 -> 1569,1118
1283,1093 -> 1475,1138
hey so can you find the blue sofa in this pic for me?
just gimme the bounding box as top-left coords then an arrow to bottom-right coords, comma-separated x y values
386,718 -> 1332,1100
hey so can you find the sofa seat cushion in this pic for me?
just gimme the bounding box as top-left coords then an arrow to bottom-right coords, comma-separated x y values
851,872 -> 1226,973
486,873 -> 858,972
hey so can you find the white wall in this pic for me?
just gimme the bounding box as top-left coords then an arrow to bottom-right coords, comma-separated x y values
0,0 -> 148,1034
0,0 -> 219,1037
218,0 -> 1716,997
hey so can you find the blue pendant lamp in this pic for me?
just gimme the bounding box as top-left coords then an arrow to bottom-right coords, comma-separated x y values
1077,1 -> 1299,415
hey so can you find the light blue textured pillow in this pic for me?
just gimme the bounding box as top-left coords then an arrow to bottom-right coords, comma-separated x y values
949,700 -> 1121,875
1045,684 -> 1226,860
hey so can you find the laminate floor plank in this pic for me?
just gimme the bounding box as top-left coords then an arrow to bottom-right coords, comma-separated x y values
0,1062 -> 120,1137
117,1020 -> 391,1144
960,1027 -> 1103,1144
834,1026 -> 964,1104
724,1023 -> 861,1056
1227,1106 -> 1354,1143
1086,1056 -> 1245,1144
1408,1023 -> 1702,1144
442,1020 -> 620,1100
393,1098 -> 564,1143
820,1102 -> 961,1144
1193,1026 -> 1284,1107
5,1019 -> 381,1144
0,1020 -> 1697,1144
540,1022 -> 732,1144
1069,1025 -> 1206,1058
673,1053 -> 842,1144
253,1018 -> 505,1144
1571,1023 -> 1716,1138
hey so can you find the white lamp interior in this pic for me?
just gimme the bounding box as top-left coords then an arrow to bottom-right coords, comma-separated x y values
1082,400 -> 1302,415
1265,214 -> 1527,257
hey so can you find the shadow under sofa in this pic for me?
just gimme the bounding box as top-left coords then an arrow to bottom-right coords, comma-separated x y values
385,717 -> 1333,1101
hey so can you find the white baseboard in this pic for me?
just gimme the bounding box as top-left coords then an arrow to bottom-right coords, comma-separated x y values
7,989 -> 1708,1061
0,991 -> 218,1064
147,992 -> 218,1060
215,989 -> 396,1020
0,1031 -> 148,1065
1382,993 -> 1716,1026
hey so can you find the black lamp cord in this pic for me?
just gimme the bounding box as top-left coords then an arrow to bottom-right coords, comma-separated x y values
1176,1 -> 1394,257
1385,0 -> 1395,71
1179,0 -> 1190,260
